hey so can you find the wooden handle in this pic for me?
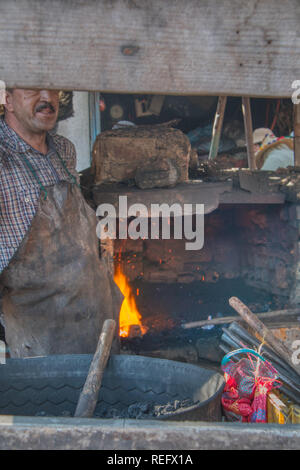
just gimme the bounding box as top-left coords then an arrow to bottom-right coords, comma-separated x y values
74,319 -> 116,418
229,296 -> 299,375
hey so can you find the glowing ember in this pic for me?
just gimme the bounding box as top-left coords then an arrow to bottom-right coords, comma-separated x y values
114,264 -> 147,338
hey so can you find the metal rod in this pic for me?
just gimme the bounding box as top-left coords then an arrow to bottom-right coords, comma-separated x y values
208,96 -> 227,160
182,308 -> 300,330
228,323 -> 299,381
229,296 -> 300,376
222,324 -> 300,391
220,329 -> 300,403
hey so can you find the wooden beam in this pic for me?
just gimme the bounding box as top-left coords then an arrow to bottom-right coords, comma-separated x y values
294,103 -> 300,166
242,97 -> 256,170
208,96 -> 227,160
0,0 -> 299,96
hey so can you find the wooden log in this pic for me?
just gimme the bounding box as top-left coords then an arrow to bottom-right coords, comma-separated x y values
182,308 -> 300,329
92,125 -> 190,186
0,0 -> 299,96
242,97 -> 256,170
208,96 -> 227,160
229,297 -> 300,375
74,319 -> 116,418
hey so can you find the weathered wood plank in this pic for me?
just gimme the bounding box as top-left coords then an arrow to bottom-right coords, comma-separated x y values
0,416 -> 299,450
0,0 -> 299,96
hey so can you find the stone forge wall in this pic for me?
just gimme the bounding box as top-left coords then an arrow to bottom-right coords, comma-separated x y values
113,204 -> 299,298
236,204 -> 298,296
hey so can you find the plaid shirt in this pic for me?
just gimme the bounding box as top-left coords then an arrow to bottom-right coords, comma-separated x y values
0,117 -> 79,273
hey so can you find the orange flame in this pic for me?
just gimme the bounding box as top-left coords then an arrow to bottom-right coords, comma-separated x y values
114,264 -> 147,337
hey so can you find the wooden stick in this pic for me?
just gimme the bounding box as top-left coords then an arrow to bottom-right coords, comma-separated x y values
242,97 -> 256,170
182,308 -> 300,329
74,319 -> 116,418
208,96 -> 227,160
229,296 -> 300,375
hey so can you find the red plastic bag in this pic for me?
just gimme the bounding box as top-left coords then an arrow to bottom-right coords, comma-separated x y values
221,349 -> 281,423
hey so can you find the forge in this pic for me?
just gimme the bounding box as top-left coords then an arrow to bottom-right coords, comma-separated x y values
92,172 -> 300,366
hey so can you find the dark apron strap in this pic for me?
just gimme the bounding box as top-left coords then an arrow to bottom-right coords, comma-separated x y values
55,151 -> 80,188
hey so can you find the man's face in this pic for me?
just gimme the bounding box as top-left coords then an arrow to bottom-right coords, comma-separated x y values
5,89 -> 59,133
254,143 -> 261,154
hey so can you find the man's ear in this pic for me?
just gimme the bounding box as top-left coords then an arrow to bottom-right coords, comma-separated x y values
4,90 -> 14,113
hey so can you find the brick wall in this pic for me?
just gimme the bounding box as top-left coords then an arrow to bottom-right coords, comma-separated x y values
114,203 -> 299,299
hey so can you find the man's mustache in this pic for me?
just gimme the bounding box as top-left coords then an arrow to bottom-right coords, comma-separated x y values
35,102 -> 56,113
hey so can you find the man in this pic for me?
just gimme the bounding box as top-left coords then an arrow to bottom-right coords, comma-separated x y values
253,127 -> 294,170
253,128 -> 275,154
0,88 -> 121,357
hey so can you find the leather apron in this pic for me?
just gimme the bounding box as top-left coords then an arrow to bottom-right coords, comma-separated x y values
0,156 -> 121,358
